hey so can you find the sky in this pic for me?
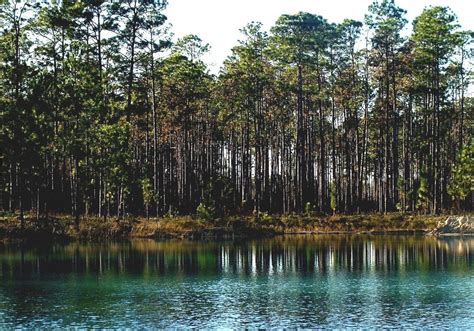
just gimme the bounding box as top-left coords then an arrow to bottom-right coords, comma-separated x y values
164,0 -> 474,73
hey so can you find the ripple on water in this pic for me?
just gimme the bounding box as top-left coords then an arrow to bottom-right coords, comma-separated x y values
0,235 -> 473,328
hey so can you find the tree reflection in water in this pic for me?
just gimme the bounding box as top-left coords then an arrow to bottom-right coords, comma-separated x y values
0,235 -> 473,328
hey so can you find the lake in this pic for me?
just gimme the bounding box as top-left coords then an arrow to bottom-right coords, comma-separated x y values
0,235 -> 473,328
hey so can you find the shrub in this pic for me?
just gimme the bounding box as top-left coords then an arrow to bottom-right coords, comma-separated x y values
196,202 -> 215,221
304,202 -> 315,216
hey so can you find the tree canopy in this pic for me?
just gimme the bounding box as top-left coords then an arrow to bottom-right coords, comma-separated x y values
0,0 -> 472,222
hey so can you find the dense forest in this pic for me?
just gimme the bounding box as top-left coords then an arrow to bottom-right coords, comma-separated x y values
0,0 -> 472,224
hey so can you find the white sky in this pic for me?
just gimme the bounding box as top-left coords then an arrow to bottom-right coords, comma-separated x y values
164,0 -> 474,73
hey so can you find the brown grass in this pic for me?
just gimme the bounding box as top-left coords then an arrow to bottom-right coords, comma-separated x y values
0,211 -> 463,241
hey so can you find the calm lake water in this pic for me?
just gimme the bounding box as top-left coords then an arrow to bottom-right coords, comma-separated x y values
0,235 -> 473,328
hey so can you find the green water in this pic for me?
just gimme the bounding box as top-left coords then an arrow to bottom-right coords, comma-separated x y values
0,235 -> 473,328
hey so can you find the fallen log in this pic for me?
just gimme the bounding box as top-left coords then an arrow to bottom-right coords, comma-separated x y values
429,215 -> 474,236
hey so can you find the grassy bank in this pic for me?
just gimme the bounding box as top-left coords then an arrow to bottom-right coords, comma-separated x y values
0,212 -> 452,242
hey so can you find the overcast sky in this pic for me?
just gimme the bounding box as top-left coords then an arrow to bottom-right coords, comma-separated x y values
164,0 -> 474,73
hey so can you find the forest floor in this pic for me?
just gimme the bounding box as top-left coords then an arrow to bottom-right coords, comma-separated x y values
0,212 -> 461,242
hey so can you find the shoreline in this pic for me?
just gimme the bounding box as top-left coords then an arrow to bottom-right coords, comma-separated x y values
0,213 -> 453,242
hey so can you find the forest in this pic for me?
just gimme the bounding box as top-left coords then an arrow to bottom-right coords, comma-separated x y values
0,0 -> 473,225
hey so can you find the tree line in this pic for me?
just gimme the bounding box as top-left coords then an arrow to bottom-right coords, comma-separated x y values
0,0 -> 472,224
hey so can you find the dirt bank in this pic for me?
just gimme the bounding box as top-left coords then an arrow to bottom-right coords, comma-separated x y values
0,212 -> 453,242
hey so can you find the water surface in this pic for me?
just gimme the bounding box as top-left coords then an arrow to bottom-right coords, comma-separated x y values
0,235 -> 473,328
